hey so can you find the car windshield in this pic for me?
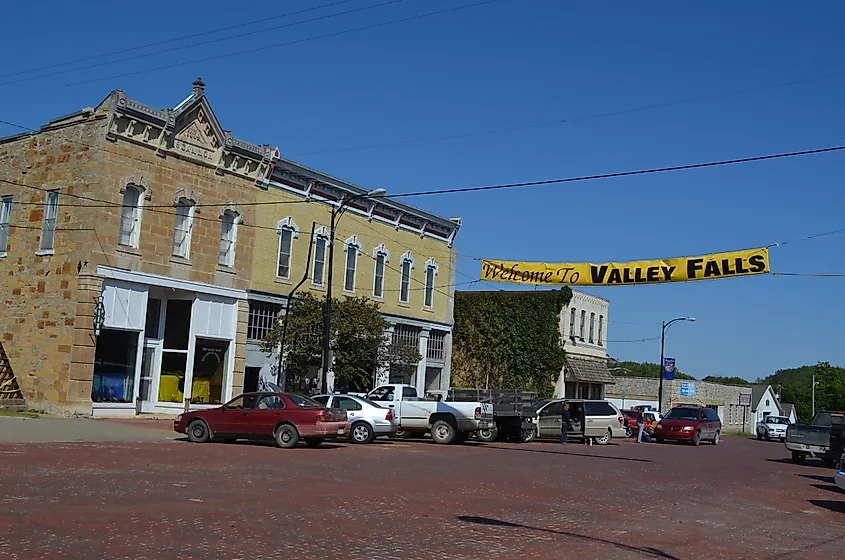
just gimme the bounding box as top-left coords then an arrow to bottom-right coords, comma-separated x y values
663,408 -> 700,421
287,394 -> 322,408
535,400 -> 549,410
766,416 -> 789,425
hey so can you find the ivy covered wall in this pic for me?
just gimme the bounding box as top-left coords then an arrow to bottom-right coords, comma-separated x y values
452,288 -> 572,398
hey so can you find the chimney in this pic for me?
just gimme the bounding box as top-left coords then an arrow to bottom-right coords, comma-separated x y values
192,77 -> 206,96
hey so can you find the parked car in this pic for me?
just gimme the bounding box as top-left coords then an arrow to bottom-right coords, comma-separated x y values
173,392 -> 349,448
312,393 -> 397,444
654,406 -> 722,446
833,419 -> 845,491
622,409 -> 659,437
756,415 -> 791,441
531,399 -> 626,445
784,411 -> 845,466
363,384 -> 495,444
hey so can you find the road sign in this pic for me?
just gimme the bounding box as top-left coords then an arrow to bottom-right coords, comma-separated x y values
680,381 -> 696,397
739,393 -> 751,406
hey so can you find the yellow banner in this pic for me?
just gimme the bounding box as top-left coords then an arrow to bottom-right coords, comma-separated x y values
480,247 -> 769,286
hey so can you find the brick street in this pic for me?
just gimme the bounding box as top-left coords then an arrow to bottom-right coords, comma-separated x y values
0,426 -> 844,560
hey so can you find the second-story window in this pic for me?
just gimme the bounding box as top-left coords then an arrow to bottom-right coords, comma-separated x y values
579,310 -> 586,340
172,198 -> 195,258
0,195 -> 12,257
399,251 -> 415,304
218,210 -> 239,267
276,216 -> 299,280
39,190 -> 59,253
424,257 -> 439,309
589,312 -> 595,343
118,185 -> 143,248
598,315 -> 604,346
344,235 -> 361,293
372,243 -> 389,299
312,226 -> 328,287
569,308 -> 576,338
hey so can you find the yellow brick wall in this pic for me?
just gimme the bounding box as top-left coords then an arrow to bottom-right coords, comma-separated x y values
250,185 -> 456,325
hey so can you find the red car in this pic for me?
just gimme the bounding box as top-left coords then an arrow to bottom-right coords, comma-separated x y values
654,406 -> 722,446
174,392 -> 349,448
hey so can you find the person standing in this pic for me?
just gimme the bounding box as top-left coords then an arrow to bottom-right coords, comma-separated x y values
636,409 -> 646,443
560,403 -> 571,444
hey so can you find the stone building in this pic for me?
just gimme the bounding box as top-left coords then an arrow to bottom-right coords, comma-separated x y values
555,290 -> 615,399
0,79 -> 461,414
605,376 -> 755,433
0,79 -> 276,415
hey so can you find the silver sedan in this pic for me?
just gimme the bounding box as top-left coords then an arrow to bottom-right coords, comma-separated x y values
312,394 -> 398,444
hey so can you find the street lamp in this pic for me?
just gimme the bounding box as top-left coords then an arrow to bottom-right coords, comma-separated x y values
320,188 -> 386,393
658,317 -> 696,413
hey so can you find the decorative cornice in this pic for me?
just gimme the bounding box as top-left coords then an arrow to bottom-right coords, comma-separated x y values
119,173 -> 151,201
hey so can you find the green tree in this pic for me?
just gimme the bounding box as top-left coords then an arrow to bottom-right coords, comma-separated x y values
701,376 -> 750,385
452,288 -> 571,398
261,293 -> 420,393
609,361 -> 696,380
757,361 -> 845,422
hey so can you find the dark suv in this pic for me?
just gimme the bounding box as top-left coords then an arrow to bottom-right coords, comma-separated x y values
654,406 -> 722,446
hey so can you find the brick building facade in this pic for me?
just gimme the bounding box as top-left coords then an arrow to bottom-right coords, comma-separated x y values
0,79 -> 275,414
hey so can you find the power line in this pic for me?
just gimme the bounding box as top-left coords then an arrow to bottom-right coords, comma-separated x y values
607,336 -> 661,344
0,0 -> 410,87
291,70 -> 845,156
0,0 -> 358,80
46,0 -> 503,90
385,145 -> 845,199
769,226 -> 845,248
771,272 -> 845,278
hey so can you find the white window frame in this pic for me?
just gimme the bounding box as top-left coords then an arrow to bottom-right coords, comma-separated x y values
598,314 -> 604,346
276,216 -> 300,281
218,210 -> 240,267
423,257 -> 439,309
118,185 -> 144,248
172,198 -> 195,259
343,235 -> 362,293
0,195 -> 11,257
579,310 -> 586,340
399,251 -> 415,304
311,226 -> 329,287
38,190 -> 59,254
372,243 -> 390,300
589,312 -> 595,343
569,308 -> 576,338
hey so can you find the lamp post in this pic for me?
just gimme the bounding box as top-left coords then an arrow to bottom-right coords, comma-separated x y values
658,317 -> 696,413
320,188 -> 386,393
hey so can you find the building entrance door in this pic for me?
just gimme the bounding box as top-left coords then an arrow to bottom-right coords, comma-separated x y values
138,342 -> 160,413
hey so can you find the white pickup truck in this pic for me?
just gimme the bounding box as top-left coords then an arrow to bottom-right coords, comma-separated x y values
358,384 -> 494,444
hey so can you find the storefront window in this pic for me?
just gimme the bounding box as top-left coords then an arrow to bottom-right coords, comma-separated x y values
190,338 -> 229,404
159,352 -> 187,403
92,330 -> 139,403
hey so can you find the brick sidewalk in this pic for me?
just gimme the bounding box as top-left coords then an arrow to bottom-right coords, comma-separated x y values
0,436 -> 843,559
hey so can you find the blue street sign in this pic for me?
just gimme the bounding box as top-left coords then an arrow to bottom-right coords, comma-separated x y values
663,358 -> 676,380
680,381 -> 697,397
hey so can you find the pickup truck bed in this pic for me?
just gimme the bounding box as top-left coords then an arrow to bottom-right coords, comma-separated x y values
785,411 -> 845,466
440,388 -> 537,443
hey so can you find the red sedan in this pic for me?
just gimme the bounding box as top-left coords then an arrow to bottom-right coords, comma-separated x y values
174,392 -> 349,448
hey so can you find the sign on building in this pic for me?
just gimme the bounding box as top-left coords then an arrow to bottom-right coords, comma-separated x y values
739,393 -> 751,406
680,381 -> 696,397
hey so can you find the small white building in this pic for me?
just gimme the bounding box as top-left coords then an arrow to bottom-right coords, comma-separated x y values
750,385 -> 783,424
781,403 -> 798,424
555,290 -> 615,399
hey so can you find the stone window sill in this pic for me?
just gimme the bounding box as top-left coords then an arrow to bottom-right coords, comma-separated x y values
170,256 -> 191,266
35,249 -> 55,257
217,265 -> 237,275
274,276 -> 292,285
116,246 -> 142,257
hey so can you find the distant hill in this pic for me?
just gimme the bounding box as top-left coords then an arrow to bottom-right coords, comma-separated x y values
701,376 -> 750,385
609,361 -> 696,380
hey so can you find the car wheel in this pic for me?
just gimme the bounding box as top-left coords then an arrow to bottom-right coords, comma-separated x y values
274,424 -> 300,448
520,426 -> 536,443
756,430 -> 762,440
656,437 -> 665,444
304,438 -> 324,448
187,420 -> 211,443
477,427 -> 498,443
350,422 -> 375,444
692,431 -> 701,446
431,419 -> 456,444
712,431 -> 720,445
791,450 -> 805,465
595,428 -> 612,445
764,431 -> 770,442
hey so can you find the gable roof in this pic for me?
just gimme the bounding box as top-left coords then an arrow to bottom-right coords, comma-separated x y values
751,384 -> 783,414
564,355 -> 616,385
781,403 -> 796,421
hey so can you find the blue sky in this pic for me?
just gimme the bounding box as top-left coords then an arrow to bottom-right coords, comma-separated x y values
2,0 -> 843,380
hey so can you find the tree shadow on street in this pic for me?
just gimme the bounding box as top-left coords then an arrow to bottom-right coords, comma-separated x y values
457,515 -> 678,559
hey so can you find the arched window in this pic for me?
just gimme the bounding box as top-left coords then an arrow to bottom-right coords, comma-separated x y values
344,235 -> 362,293
172,197 -> 195,258
399,251 -> 415,304
372,243 -> 390,299
311,226 -> 329,287
598,315 -> 604,346
119,185 -> 143,248
276,216 -> 300,280
569,308 -> 576,338
424,257 -> 438,309
218,210 -> 240,267
589,312 -> 595,343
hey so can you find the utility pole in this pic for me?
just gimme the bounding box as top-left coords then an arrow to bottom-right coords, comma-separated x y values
320,188 -> 385,393
812,375 -> 819,416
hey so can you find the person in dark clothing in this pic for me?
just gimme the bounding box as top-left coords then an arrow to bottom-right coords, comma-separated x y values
560,403 -> 571,443
636,409 -> 652,443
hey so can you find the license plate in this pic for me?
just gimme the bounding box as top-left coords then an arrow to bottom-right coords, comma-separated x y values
337,428 -> 345,435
